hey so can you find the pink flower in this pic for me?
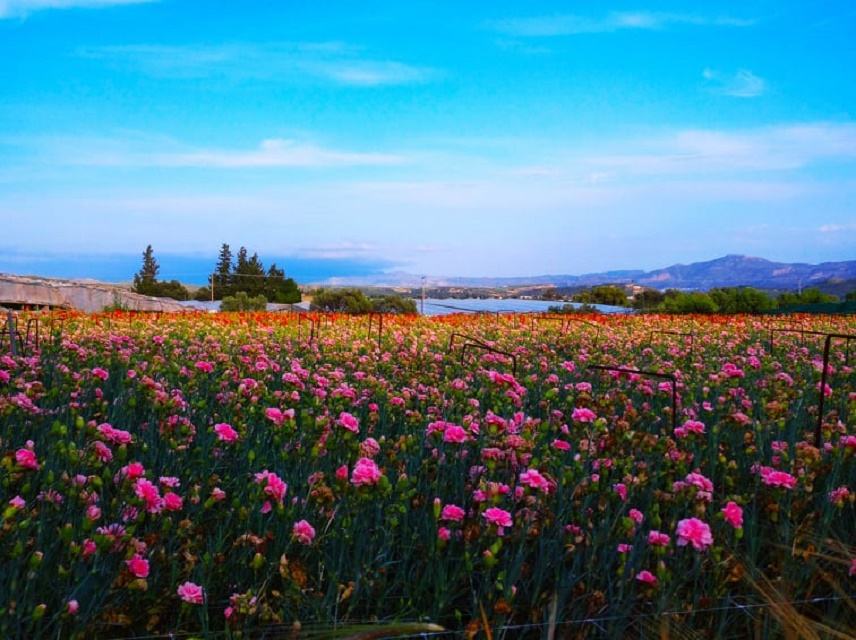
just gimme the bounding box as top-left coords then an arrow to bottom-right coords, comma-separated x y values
134,478 -> 163,513
163,492 -> 183,511
617,543 -> 633,554
721,501 -> 743,528
15,447 -> 39,470
613,483 -> 628,502
214,422 -> 239,443
636,570 -> 657,585
628,508 -> 644,524
437,527 -> 451,541
93,441 -> 113,463
647,530 -> 670,547
551,439 -> 571,452
265,407 -> 294,426
337,411 -> 360,434
335,464 -> 349,481
67,599 -> 79,615
676,518 -> 714,551
483,507 -> 513,528
441,504 -> 466,522
91,367 -> 109,381
520,469 -> 551,493
177,581 -> 205,604
211,487 -> 227,501
194,361 -> 213,373
351,457 -> 382,486
443,425 -> 469,444
254,471 -> 288,504
758,466 -> 797,489
123,462 -> 145,480
292,519 -> 316,545
572,407 -> 597,423
675,420 -> 705,438
126,554 -> 150,578
9,495 -> 26,510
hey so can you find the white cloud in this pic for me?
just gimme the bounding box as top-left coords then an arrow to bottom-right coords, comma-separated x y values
78,42 -> 436,86
703,68 -> 766,98
0,0 -> 153,19
64,137 -> 406,168
578,122 -> 856,176
489,12 -> 754,37
818,223 -> 856,233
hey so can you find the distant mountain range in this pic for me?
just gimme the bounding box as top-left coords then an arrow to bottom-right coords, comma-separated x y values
323,255 -> 856,292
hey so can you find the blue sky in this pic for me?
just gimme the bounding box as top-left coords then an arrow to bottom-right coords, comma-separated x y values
1,0 -> 855,283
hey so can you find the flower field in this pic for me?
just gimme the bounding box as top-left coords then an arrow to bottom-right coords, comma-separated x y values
1,311 -> 854,638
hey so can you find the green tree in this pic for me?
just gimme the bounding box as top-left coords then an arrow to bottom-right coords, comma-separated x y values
846,290 -> 856,302
708,287 -> 775,313
631,289 -> 665,310
264,263 -> 301,304
660,291 -> 718,314
220,291 -> 267,311
213,243 -> 233,299
572,286 -> 628,307
777,288 -> 838,306
371,295 -> 418,314
132,245 -> 160,296
310,288 -> 374,314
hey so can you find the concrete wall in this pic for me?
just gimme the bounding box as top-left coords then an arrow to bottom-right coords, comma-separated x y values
0,274 -> 187,313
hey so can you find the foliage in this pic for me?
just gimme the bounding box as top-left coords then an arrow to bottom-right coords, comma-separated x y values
708,287 -> 776,314
847,290 -> 856,302
310,288 -> 374,314
572,285 -> 628,306
369,295 -> 418,314
777,287 -> 838,306
546,303 -> 600,314
211,244 -> 300,303
193,286 -> 212,302
659,290 -> 718,313
220,291 -> 268,311
131,246 -> 190,300
631,289 -> 665,310
1,312 -> 854,638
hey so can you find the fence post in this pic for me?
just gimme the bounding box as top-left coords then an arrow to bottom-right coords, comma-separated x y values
6,311 -> 18,357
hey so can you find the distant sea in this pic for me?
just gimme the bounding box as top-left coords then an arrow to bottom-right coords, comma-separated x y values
179,298 -> 629,315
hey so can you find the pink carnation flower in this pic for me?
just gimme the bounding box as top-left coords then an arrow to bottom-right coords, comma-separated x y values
572,407 -> 597,423
636,570 -> 657,585
15,447 -> 39,470
483,507 -> 513,528
177,581 -> 205,604
214,422 -> 239,443
350,457 -> 382,486
758,466 -> 797,489
676,518 -> 713,551
292,519 -> 316,545
337,411 -> 360,433
126,554 -> 150,578
721,501 -> 743,528
441,504 -> 466,522
443,424 -> 469,444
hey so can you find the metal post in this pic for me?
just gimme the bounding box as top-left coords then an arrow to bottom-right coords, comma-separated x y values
817,334 -> 832,446
7,311 -> 18,357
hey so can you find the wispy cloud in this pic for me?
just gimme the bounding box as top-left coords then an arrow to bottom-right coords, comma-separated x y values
703,68 -> 766,97
818,223 -> 856,233
78,42 -> 437,87
488,12 -> 754,37
546,122 -> 856,177
0,0 -> 154,19
58,136 -> 407,168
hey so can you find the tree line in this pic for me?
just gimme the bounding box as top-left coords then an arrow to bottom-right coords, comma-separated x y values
550,284 -> 854,314
131,244 -> 301,304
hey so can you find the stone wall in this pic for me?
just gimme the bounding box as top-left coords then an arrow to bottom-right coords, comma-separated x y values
0,274 -> 187,313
